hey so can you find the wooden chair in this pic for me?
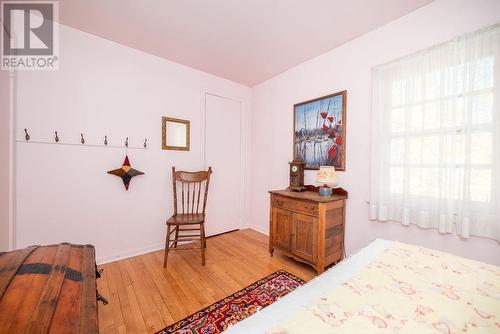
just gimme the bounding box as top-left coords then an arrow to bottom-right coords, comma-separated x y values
163,166 -> 213,268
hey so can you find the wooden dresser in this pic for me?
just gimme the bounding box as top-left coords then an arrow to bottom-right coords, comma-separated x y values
0,243 -> 100,333
269,189 -> 347,275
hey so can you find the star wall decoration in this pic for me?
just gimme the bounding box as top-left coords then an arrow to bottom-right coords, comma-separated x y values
107,156 -> 144,190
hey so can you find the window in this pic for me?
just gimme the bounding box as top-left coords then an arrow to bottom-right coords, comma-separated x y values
370,25 -> 500,241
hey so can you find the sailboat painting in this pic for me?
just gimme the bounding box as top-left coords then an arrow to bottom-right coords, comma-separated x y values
293,91 -> 347,170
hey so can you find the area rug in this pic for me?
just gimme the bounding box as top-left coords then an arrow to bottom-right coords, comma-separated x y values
157,270 -> 306,334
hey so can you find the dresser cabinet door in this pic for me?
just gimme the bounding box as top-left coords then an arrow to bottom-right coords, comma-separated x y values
291,213 -> 317,263
272,208 -> 292,251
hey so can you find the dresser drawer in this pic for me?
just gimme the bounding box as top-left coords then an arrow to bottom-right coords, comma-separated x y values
272,195 -> 318,216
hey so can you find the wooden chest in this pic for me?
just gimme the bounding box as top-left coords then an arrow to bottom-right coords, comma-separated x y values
0,243 -> 98,333
269,189 -> 347,275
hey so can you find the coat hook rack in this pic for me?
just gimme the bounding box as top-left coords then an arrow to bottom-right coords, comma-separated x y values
17,129 -> 148,149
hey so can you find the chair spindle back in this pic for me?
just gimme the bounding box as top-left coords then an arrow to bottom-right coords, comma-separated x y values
172,166 -> 212,216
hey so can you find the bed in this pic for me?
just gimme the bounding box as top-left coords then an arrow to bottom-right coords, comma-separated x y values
226,239 -> 500,333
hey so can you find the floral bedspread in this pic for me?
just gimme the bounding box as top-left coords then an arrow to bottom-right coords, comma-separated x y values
269,242 -> 500,333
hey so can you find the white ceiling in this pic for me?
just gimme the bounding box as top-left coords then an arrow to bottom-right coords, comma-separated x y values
58,0 -> 433,86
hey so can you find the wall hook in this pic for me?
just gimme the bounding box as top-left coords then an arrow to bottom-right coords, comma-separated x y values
81,133 -> 85,144
55,131 -> 59,143
144,138 -> 147,148
24,129 -> 30,141
104,135 -> 108,146
125,137 -> 129,147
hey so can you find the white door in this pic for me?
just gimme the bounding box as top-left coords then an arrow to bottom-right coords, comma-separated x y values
204,93 -> 242,236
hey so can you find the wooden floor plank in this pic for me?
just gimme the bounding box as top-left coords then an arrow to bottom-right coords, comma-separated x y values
98,229 -> 315,333
96,268 -> 114,331
104,263 -> 126,330
141,253 -> 190,321
133,257 -> 174,326
122,258 -> 167,333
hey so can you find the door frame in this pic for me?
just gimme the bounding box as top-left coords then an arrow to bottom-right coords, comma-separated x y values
1,69 -> 16,251
201,91 -> 247,233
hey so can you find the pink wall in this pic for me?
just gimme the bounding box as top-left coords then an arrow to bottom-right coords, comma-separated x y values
14,23 -> 252,263
250,0 -> 500,265
10,0 -> 500,265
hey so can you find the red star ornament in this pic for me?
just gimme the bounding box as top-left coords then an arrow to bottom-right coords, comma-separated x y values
107,156 -> 144,190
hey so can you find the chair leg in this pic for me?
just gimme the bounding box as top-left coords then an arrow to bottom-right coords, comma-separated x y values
173,226 -> 179,248
200,223 -> 206,266
163,225 -> 171,268
202,224 -> 207,249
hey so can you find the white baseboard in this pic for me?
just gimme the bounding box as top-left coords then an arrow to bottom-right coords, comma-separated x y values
97,242 -> 164,265
248,226 -> 269,236
96,226 -> 265,265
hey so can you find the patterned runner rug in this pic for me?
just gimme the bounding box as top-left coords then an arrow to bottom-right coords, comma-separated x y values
156,269 -> 306,334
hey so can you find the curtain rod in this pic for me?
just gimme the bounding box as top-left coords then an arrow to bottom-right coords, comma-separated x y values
372,23 -> 500,72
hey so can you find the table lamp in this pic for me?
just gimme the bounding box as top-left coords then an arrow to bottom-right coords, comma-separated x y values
316,166 -> 337,196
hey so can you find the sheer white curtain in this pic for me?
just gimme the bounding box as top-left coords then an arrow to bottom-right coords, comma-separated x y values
370,24 -> 500,241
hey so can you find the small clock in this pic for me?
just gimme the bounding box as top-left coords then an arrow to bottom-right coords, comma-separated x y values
288,159 -> 307,192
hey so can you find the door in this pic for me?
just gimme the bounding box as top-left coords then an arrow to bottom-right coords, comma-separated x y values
291,213 -> 317,263
204,93 -> 243,236
272,208 -> 292,251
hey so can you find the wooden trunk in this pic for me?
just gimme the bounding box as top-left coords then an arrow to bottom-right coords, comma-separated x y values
0,243 -> 98,333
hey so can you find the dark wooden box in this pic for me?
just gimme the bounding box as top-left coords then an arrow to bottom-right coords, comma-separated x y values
0,243 -> 98,333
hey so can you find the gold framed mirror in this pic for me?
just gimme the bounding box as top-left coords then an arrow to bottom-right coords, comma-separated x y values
162,117 -> 190,151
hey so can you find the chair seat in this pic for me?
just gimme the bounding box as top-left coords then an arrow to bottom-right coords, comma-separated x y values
167,213 -> 205,225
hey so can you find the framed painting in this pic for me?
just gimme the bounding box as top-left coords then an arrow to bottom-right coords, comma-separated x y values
293,90 -> 346,170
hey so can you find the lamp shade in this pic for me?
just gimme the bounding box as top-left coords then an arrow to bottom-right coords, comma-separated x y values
316,166 -> 337,187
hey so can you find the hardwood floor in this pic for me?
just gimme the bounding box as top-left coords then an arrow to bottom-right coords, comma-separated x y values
97,229 -> 316,334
